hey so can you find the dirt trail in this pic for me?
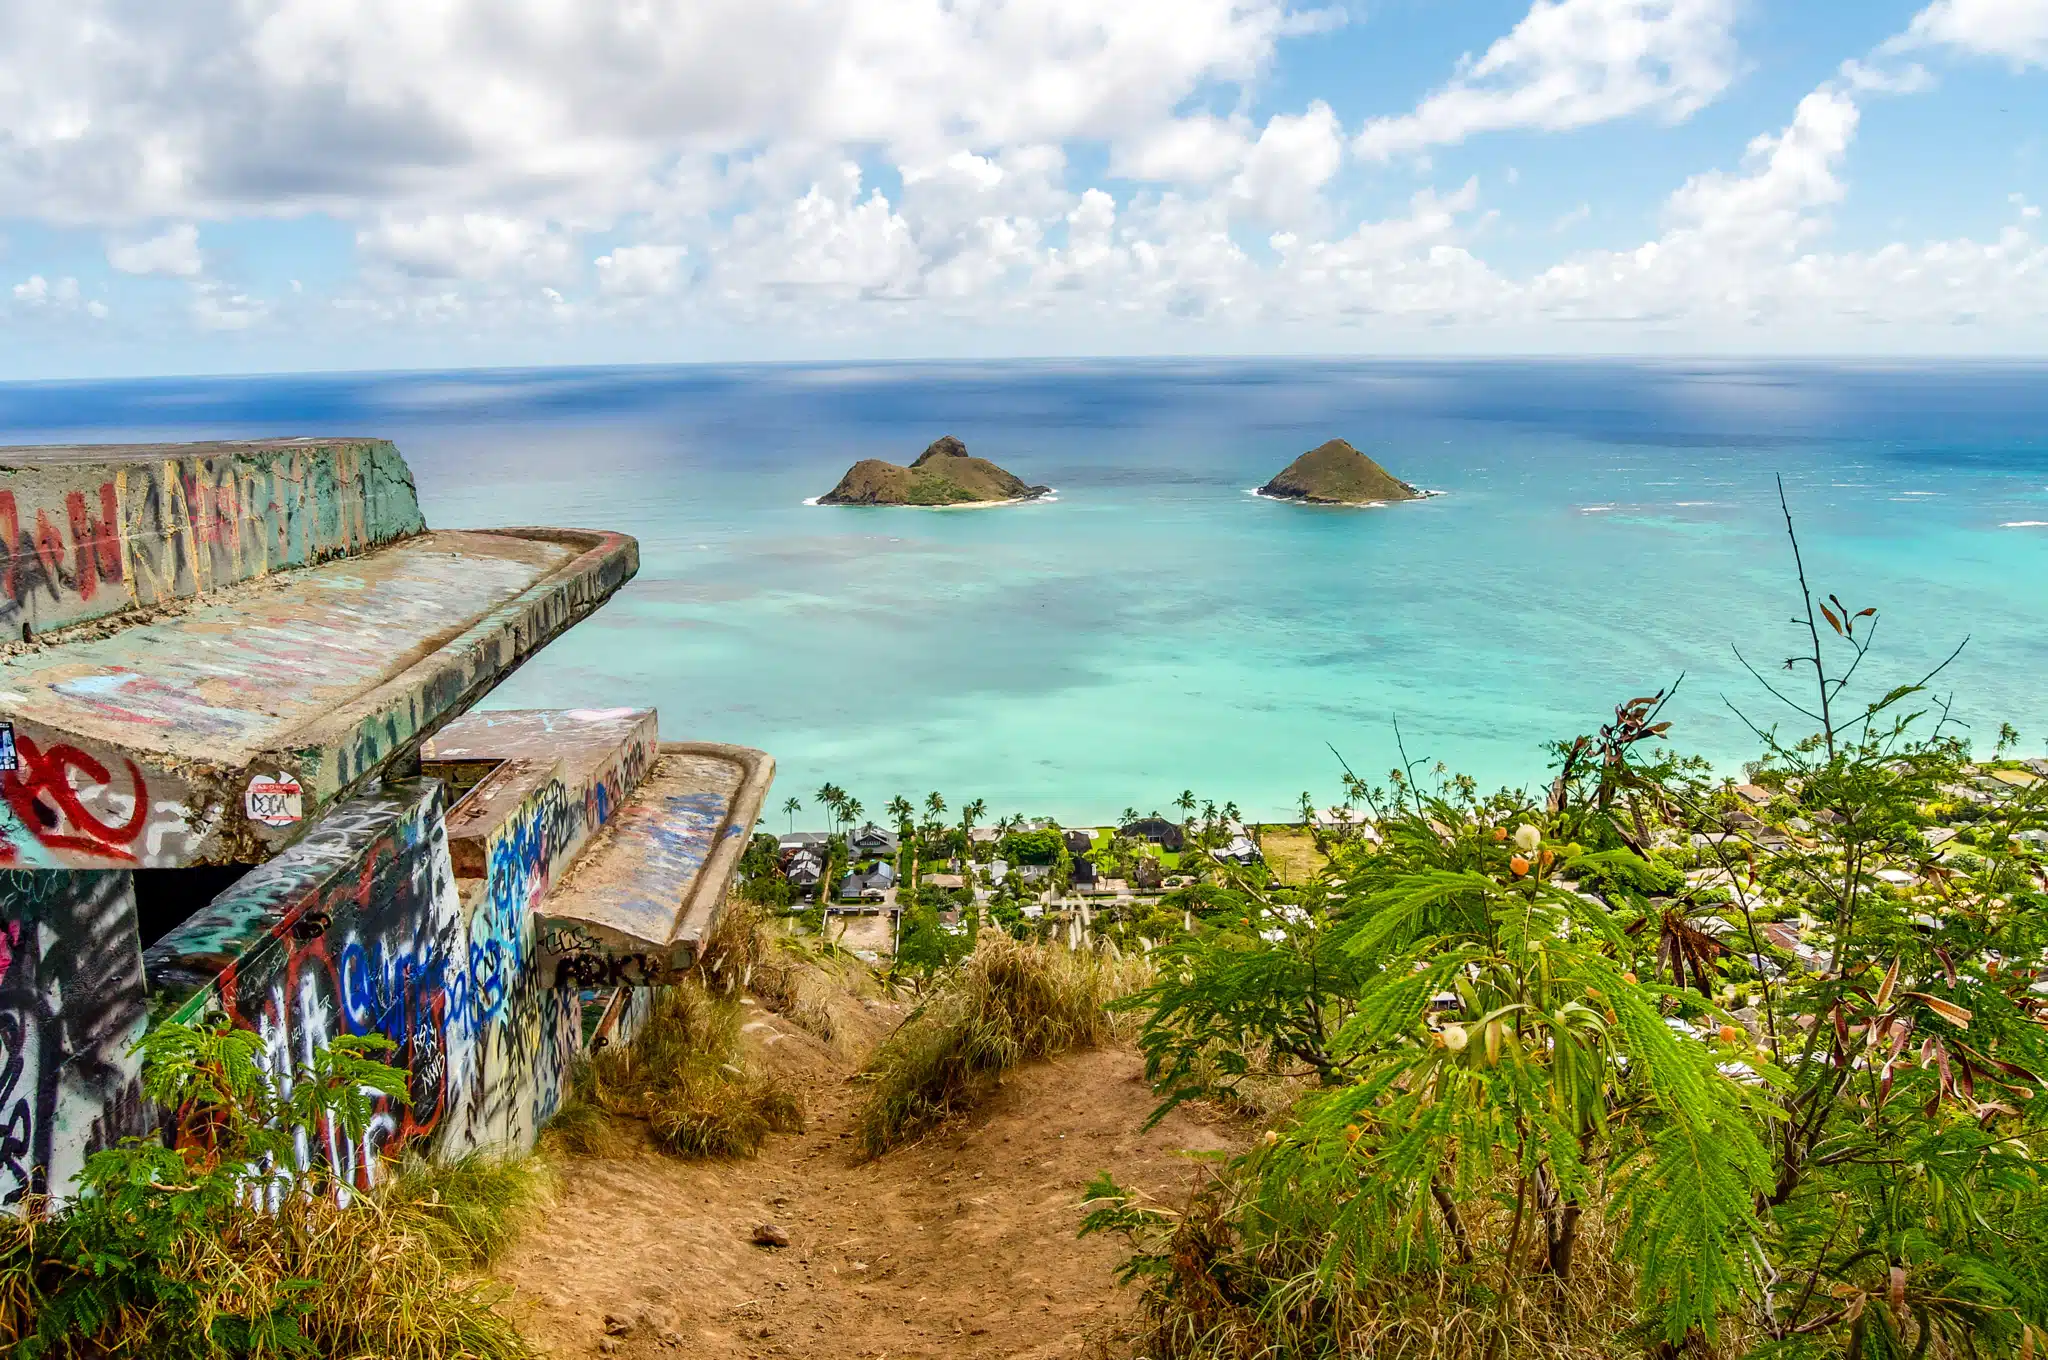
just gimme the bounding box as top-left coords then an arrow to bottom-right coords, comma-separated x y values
496,996 -> 1243,1359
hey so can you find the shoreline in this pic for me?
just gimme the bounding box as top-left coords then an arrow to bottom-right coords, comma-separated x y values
808,489 -> 1059,509
1245,486 -> 1447,507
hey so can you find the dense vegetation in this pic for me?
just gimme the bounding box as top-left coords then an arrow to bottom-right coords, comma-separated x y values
1079,508 -> 2048,1358
0,1024 -> 541,1359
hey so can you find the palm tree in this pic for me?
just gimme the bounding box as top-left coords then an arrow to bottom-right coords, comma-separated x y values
1175,790 -> 1197,836
783,796 -> 802,833
843,796 -> 865,831
925,791 -> 947,820
815,782 -> 844,834
1297,791 -> 1316,826
1120,806 -> 1140,827
887,795 -> 915,836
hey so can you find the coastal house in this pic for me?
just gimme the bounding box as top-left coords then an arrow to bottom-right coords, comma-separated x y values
1063,829 -> 1095,855
1072,857 -> 1097,889
779,831 -> 829,852
923,873 -> 966,891
1120,817 -> 1184,852
839,862 -> 897,901
782,848 -> 826,896
848,823 -> 899,858
987,858 -> 1010,885
1732,783 -> 1775,807
1211,834 -> 1259,864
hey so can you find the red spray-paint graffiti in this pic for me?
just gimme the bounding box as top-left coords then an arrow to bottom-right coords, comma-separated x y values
0,735 -> 150,864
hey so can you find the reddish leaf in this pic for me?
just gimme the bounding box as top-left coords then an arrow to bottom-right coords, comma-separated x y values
1906,991 -> 1972,1028
1889,1266 -> 1906,1318
1821,604 -> 1844,635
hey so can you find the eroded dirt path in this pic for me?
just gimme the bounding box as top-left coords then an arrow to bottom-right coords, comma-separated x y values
495,998 -> 1240,1359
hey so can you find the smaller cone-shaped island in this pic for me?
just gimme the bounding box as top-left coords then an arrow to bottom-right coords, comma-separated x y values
818,435 -> 1052,506
1259,438 -> 1428,505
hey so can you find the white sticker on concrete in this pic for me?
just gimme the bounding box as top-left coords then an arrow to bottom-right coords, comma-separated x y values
245,772 -> 304,827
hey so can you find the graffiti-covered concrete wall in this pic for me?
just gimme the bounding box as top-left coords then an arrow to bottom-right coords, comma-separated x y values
0,870 -> 151,1207
146,784 -> 466,1190
0,438 -> 427,642
141,773 -> 623,1183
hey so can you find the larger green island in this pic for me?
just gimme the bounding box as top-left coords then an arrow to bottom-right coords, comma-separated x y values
818,436 -> 1051,507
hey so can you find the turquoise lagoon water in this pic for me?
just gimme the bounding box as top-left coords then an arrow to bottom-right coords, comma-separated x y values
4,360 -> 2046,822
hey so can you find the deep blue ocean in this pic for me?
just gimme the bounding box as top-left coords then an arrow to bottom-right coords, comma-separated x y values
4,360 -> 2045,822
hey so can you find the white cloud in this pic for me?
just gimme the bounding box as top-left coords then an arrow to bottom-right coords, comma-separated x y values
1889,0 -> 2048,67
709,164 -> 926,308
356,213 -> 577,283
594,243 -> 689,296
190,281 -> 267,330
1231,103 -> 1344,223
108,223 -> 202,276
1356,0 -> 1738,160
0,0 -> 1309,223
9,274 -> 108,318
1112,115 -> 1256,183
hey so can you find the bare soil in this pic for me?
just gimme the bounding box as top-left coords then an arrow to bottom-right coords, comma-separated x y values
497,994 -> 1244,1359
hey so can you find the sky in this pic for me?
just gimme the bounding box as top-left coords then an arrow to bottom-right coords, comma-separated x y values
2,0 -> 2047,377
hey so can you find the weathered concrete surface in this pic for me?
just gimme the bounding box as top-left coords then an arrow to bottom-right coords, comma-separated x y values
0,439 -> 426,642
424,707 -> 660,882
0,527 -> 638,869
1,869 -> 151,1207
538,742 -> 774,985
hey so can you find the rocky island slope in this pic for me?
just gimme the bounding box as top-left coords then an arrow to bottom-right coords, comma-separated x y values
1259,438 -> 1426,505
818,436 -> 1051,506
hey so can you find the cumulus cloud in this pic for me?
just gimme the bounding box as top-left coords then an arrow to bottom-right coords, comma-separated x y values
1230,103 -> 1345,223
9,274 -> 108,318
1888,0 -> 2048,67
0,0 -> 1309,222
108,223 -> 203,276
356,213 -> 577,283
1355,0 -> 1738,160
595,244 -> 689,297
1,0 -> 2043,354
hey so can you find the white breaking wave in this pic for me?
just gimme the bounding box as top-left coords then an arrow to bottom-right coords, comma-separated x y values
2001,520 -> 2048,528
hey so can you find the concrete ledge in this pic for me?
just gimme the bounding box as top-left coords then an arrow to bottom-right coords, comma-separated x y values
0,527 -> 639,868
537,741 -> 775,983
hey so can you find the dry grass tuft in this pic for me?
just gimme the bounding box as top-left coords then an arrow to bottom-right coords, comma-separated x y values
853,935 -> 1145,1157
700,897 -> 854,1046
0,1175 -> 542,1359
548,981 -> 805,1160
1106,1174 -> 1741,1360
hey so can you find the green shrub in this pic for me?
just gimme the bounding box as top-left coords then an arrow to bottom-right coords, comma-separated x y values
0,1020 -> 535,1359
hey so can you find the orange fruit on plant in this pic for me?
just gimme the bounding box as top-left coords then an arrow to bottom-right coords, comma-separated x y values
1510,855 -> 1531,876
1718,1024 -> 1741,1043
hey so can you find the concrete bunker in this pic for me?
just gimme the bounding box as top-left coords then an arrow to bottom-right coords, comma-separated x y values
0,438 -> 772,1205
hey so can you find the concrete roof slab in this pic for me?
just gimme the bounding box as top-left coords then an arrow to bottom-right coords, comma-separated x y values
0,527 -> 637,868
